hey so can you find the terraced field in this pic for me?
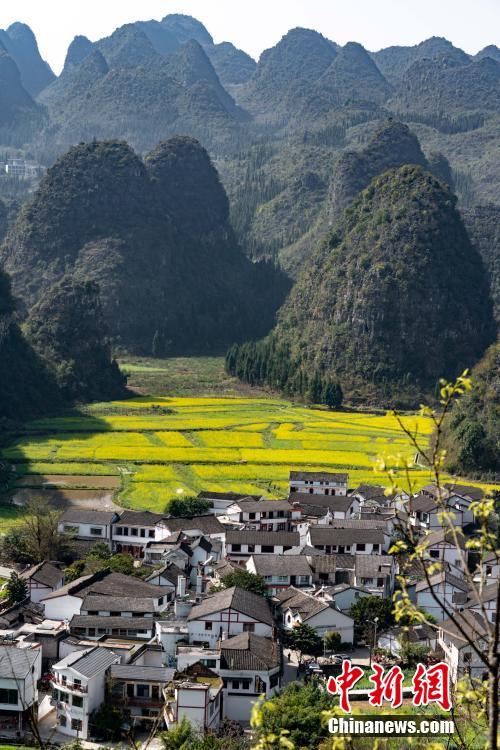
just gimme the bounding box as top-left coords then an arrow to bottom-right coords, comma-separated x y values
3,394 -> 496,522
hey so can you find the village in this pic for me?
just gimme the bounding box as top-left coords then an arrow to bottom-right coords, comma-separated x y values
0,471 -> 496,744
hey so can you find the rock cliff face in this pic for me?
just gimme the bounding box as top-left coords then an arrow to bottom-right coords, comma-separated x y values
229,166 -> 496,407
1,137 -> 289,355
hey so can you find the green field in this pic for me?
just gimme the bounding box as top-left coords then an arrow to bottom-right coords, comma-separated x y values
4,394 -> 438,514
1,358 -> 496,524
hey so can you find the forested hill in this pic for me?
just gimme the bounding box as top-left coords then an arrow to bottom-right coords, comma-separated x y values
227,166 -> 496,408
0,136 -> 290,356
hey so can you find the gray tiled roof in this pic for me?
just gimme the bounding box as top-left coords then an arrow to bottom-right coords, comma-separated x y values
0,646 -> 39,678
355,555 -> 393,578
221,633 -> 281,671
59,509 -> 118,525
445,484 -> 484,501
290,471 -> 348,482
329,519 -> 387,529
68,647 -> 119,678
275,588 -> 329,621
236,500 -> 292,513
309,527 -> 385,545
162,516 -> 224,534
117,510 -> 165,527
289,493 -> 354,512
309,554 -> 356,573
43,571 -> 167,602
415,571 -> 470,593
187,586 -> 273,626
250,555 -> 312,577
81,595 -> 157,613
110,664 -> 174,682
440,610 -> 489,646
20,561 -> 63,589
226,530 -> 300,547
70,615 -> 156,630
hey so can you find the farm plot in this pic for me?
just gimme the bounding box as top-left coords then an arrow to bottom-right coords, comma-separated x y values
3,395 -> 494,521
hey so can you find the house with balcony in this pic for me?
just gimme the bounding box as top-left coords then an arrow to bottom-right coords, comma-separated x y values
225,530 -> 301,562
0,644 -> 41,735
58,510 -> 119,550
219,633 -> 281,721
51,646 -> 120,740
108,660 -> 175,730
246,555 -> 313,594
20,562 -> 64,604
112,511 -> 165,558
69,615 -> 157,641
187,586 -> 274,648
226,499 -> 296,531
289,471 -> 348,496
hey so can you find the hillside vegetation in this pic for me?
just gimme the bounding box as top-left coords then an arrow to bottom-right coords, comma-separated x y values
227,166 -> 495,407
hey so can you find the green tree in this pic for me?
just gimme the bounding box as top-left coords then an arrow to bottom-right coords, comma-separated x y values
5,571 -> 28,603
214,570 -> 267,597
167,496 -> 213,518
64,559 -> 85,583
87,542 -> 112,560
20,497 -> 70,563
324,630 -> 341,652
282,623 -> 323,662
399,641 -> 430,668
0,528 -> 32,564
90,703 -> 124,740
160,717 -> 195,750
322,379 -> 343,409
348,595 -> 393,644
253,681 -> 331,750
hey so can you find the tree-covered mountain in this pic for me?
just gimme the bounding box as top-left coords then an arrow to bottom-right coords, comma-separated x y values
371,36 -> 470,85
462,204 -> 500,328
0,47 -> 46,146
277,120 -> 452,275
441,343 -> 499,477
204,42 -> 256,86
227,166 -> 495,407
1,136 -> 289,355
25,276 -> 126,402
0,267 -> 60,421
0,22 -> 54,96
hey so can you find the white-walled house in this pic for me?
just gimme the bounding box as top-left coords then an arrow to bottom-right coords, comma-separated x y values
421,529 -> 467,573
112,511 -> 165,558
219,633 -> 281,721
225,530 -> 301,561
307,527 -> 386,555
51,647 -> 120,740
226,499 -> 296,531
289,471 -> 348,496
412,571 -> 470,622
354,555 -> 396,597
463,584 -> 497,626
277,587 -> 354,643
187,586 -> 274,648
164,664 -> 222,733
156,516 -> 225,544
288,494 -> 359,521
319,583 -> 372,612
438,610 -> 489,682
20,562 -> 64,604
0,645 -> 42,733
58,510 -> 118,549
108,660 -> 175,729
41,571 -> 169,621
246,555 -> 313,594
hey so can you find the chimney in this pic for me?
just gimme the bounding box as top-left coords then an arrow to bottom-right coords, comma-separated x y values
177,575 -> 186,598
196,575 -> 204,594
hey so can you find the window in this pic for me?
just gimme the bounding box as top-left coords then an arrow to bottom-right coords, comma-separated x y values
356,544 -> 366,552
232,544 -> 241,552
204,659 -> 217,668
72,695 -> 83,708
248,545 -> 255,553
240,679 -> 251,690
71,719 -> 83,732
429,550 -> 439,559
88,628 -> 96,637
243,622 -> 255,633
140,529 -> 146,538
90,527 -> 102,536
372,544 -> 380,552
131,528 -> 138,536
137,684 -> 150,698
64,525 -> 79,534
262,545 -> 273,553
276,575 -> 288,583
158,597 -> 164,605
298,576 -> 309,585
463,652 -> 472,663
377,578 -> 384,587
205,622 -> 213,631
148,530 -> 155,538
59,715 -> 67,727
110,611 -> 120,617
249,513 -> 256,520
74,679 -> 81,687
61,675 -> 67,684
0,688 -> 18,705
270,673 -> 279,688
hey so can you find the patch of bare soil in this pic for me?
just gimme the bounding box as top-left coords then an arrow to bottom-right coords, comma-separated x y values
15,474 -> 120,489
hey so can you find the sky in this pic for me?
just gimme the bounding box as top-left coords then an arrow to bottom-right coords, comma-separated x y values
1,0 -> 499,74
